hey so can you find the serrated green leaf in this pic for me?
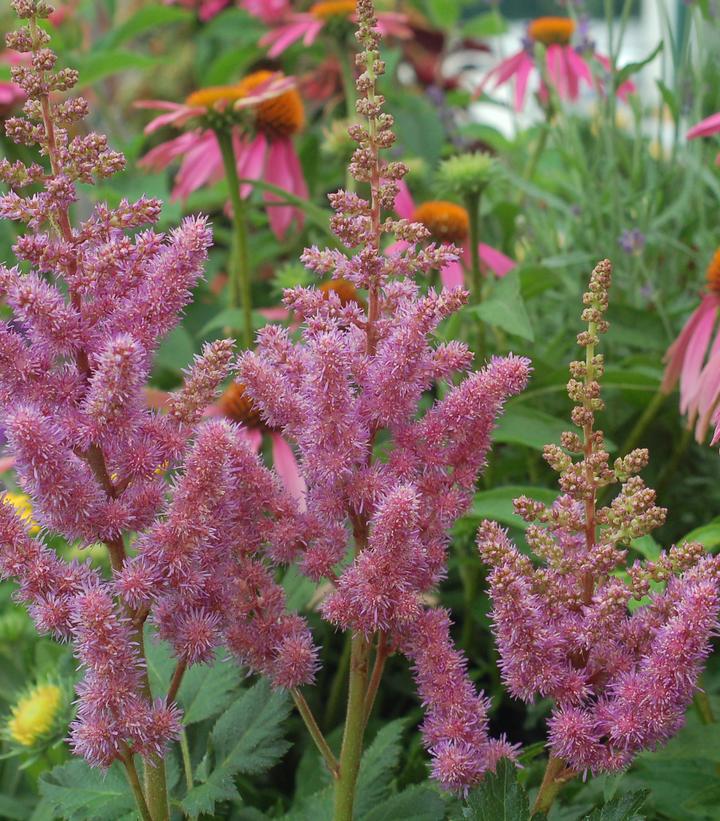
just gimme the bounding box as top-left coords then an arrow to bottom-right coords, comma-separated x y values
282,785 -> 334,821
101,5 -> 192,49
39,760 -> 134,821
581,790 -> 648,820
470,271 -> 534,341
463,760 -> 530,820
182,680 -> 291,818
354,720 -> 406,817
179,654 -> 240,725
361,784 -> 446,821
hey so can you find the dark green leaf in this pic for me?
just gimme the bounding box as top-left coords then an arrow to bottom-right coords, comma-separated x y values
656,80 -> 679,123
467,486 -> 558,529
462,11 -> 508,38
680,518 -> 720,553
74,52 -> 165,87
614,43 -> 663,88
361,784 -> 446,821
181,680 -> 291,817
463,760 -> 530,821
179,653 -> 240,726
101,5 -> 192,48
354,720 -> 406,817
155,325 -> 195,372
470,271 -> 534,341
425,0 -> 460,29
493,404 -> 570,451
392,96 -> 445,167
39,760 -> 134,821
580,790 -> 648,820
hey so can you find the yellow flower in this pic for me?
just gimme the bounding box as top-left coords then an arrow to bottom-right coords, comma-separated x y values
3,492 -> 39,535
7,683 -> 62,747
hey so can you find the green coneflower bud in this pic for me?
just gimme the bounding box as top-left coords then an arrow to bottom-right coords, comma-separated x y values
437,152 -> 497,199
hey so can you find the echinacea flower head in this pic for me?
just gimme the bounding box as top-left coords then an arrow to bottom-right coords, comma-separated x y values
479,16 -> 635,111
259,0 -> 410,58
138,71 -> 307,238
392,180 -> 515,288
662,248 -> 720,441
527,16 -> 576,46
437,152 -> 497,199
6,680 -> 65,748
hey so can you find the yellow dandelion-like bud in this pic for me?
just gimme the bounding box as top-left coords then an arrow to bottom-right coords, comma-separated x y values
3,492 -> 39,535
7,683 -> 62,747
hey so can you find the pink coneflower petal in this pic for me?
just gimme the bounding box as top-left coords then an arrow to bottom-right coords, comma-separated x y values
171,131 -> 223,200
481,51 -> 527,96
394,179 -> 415,220
376,12 -> 412,40
514,56 -> 533,111
440,259 -> 465,289
261,19 -> 322,59
693,348 -> 720,441
270,432 -> 306,508
139,131 -> 204,173
479,244 -> 516,277
679,298 -> 718,415
386,239 -> 411,256
236,132 -> 268,199
687,112 -> 720,140
135,101 -> 204,134
263,138 -> 305,239
662,298 -> 714,393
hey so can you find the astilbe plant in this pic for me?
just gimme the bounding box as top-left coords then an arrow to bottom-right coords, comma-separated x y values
0,0 -> 531,818
477,260 -> 720,816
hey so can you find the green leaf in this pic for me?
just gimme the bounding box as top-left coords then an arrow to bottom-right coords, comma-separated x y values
73,51 -> 164,87
462,11 -> 508,38
469,272 -> 534,341
354,720 -> 406,817
656,80 -> 679,123
392,96 -> 446,167
425,0 -> 460,29
680,518 -> 720,552
0,794 -> 36,821
614,43 -> 663,89
581,790 -> 649,820
199,308 -> 270,337
463,759 -> 530,820
493,404 -> 570,451
101,5 -> 192,48
361,785 -> 446,821
179,653 -> 240,726
466,486 -> 558,529
39,760 -> 134,820
517,264 -> 561,300
155,325 -> 195,372
181,680 -> 291,817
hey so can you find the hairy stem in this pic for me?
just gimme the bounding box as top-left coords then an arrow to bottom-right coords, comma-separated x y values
179,729 -> 194,794
532,756 -> 573,816
363,632 -> 389,727
215,128 -> 253,349
334,632 -> 371,821
292,689 -> 340,778
122,752 -> 153,821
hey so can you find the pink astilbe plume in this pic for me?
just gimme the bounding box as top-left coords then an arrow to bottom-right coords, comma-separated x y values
478,260 -> 720,781
233,0 -> 530,791
0,0 -> 313,773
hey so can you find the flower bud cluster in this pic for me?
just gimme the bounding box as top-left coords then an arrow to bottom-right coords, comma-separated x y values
478,259 -> 720,774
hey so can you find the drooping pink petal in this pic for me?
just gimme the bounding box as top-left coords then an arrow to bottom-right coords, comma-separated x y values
171,131 -> 223,200
565,48 -> 593,91
394,179 -> 416,220
440,259 -> 465,289
263,138 -> 306,240
546,44 -> 583,101
687,112 -> 720,140
239,426 -> 263,453
135,101 -> 203,134
693,348 -> 720,441
514,55 -> 533,111
386,239 -> 412,256
479,244 -> 516,278
478,51 -> 529,105
375,12 -> 412,40
260,18 -> 322,58
678,297 -> 718,415
662,298 -> 715,393
235,132 -> 268,199
138,131 -> 205,173
270,432 -> 306,508
593,53 -> 636,100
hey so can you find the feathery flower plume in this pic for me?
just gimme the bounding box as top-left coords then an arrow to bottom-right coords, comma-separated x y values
477,260 -> 720,814
234,0 -> 529,796
0,5 -> 310,811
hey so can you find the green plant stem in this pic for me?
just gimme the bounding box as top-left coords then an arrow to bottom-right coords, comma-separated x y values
466,191 -> 483,303
619,388 -> 666,457
324,634 -> 352,729
333,632 -> 371,821
292,689 -> 340,778
532,756 -> 573,816
362,632 -> 389,728
215,128 -> 253,349
122,752 -> 153,821
694,683 -> 716,725
143,757 -> 170,821
179,729 -> 194,794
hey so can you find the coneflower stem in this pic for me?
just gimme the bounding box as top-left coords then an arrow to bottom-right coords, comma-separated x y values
122,752 -> 153,821
466,191 -> 483,304
292,689 -> 340,778
179,729 -> 194,794
215,128 -> 253,349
